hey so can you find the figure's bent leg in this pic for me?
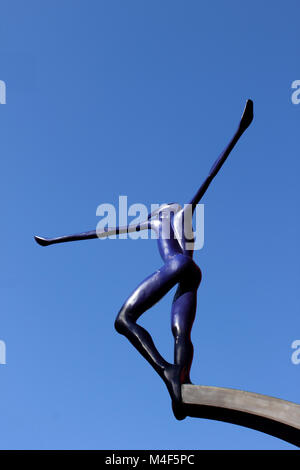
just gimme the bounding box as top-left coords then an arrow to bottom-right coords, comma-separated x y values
115,259 -> 184,377
114,254 -> 193,407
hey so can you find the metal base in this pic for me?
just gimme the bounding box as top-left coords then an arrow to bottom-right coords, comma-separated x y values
181,385 -> 300,447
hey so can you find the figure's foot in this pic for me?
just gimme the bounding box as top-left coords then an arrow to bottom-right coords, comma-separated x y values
171,400 -> 187,421
163,364 -> 187,421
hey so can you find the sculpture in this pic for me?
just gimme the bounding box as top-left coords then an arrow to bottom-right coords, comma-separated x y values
35,100 -> 254,420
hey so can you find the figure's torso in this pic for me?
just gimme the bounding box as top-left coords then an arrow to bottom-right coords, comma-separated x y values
148,203 -> 195,262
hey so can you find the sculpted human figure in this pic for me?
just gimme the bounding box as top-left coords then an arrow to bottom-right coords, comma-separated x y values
35,99 -> 253,419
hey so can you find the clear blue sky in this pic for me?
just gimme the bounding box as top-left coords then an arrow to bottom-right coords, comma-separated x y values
0,0 -> 299,450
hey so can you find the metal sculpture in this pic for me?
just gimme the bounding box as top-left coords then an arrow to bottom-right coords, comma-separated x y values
35,99 -> 253,421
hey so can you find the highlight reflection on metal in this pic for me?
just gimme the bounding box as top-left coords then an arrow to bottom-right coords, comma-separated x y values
34,100 -> 300,445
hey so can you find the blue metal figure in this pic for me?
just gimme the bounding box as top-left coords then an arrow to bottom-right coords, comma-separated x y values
35,100 -> 253,419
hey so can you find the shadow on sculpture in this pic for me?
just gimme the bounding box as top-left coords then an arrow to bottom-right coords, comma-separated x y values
34,99 -> 300,446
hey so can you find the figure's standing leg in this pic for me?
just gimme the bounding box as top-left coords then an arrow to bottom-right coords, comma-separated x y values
169,267 -> 201,419
171,283 -> 200,385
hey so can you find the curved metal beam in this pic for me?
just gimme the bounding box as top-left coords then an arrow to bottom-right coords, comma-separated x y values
181,385 -> 300,447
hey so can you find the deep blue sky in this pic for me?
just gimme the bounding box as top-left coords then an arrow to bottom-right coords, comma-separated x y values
0,0 -> 299,450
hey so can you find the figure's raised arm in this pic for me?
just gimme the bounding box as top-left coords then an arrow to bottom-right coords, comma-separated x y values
34,220 -> 151,247
188,99 -> 253,213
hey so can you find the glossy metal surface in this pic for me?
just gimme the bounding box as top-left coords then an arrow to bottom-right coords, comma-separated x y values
35,100 -> 254,421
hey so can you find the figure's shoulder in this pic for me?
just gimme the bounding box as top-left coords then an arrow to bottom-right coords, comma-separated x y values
148,203 -> 182,220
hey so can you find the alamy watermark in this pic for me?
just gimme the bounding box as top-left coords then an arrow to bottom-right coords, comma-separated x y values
0,340 -> 6,364
291,80 -> 300,104
291,340 -> 300,365
0,80 -> 6,104
96,196 -> 204,250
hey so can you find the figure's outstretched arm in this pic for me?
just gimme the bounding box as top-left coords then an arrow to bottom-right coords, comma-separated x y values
188,99 -> 253,213
34,220 -> 151,246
